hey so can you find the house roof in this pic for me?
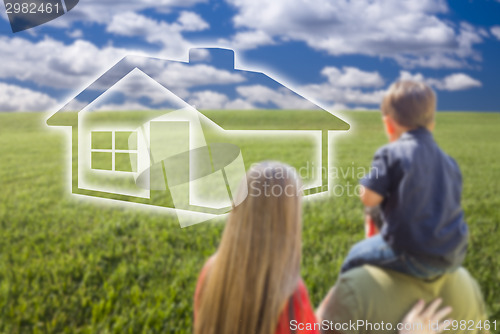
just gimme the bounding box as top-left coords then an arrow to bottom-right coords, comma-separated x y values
47,48 -> 349,131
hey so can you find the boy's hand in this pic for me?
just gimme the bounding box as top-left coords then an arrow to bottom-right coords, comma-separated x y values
360,185 -> 383,207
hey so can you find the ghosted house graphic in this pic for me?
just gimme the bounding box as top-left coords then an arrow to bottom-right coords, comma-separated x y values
47,48 -> 349,226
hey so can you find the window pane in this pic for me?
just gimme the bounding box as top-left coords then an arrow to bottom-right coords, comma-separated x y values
91,152 -> 112,170
115,131 -> 137,150
91,131 -> 112,150
115,153 -> 137,172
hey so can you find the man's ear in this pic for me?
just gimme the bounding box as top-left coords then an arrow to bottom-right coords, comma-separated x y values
428,121 -> 436,132
365,215 -> 379,238
383,115 -> 396,136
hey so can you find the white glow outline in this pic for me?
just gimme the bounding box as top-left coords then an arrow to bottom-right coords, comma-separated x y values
44,46 -> 354,227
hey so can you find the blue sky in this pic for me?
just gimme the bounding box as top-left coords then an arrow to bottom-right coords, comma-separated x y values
0,0 -> 499,112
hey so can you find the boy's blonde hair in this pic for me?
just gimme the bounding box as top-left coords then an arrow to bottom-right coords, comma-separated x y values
381,80 -> 436,129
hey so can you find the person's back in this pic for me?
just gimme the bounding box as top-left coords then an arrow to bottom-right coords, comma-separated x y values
318,265 -> 488,334
373,126 -> 467,265
193,162 -> 319,334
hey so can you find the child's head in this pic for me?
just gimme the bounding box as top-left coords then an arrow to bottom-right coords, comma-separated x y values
381,80 -> 436,140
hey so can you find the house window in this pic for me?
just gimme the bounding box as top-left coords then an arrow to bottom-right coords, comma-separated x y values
90,131 -> 138,172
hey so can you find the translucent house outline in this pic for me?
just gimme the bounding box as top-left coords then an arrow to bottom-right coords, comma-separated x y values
46,48 -> 350,227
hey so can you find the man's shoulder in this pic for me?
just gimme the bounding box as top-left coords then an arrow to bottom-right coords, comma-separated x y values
342,264 -> 474,280
335,266 -> 485,323
339,265 -> 486,312
321,266 -> 486,334
338,265 -> 478,293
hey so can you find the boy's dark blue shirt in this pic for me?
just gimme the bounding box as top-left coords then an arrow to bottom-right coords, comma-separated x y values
361,127 -> 468,267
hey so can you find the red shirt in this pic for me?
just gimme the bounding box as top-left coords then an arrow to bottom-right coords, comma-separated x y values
194,257 -> 319,334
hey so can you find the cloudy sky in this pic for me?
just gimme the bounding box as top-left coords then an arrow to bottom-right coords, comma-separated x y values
0,0 -> 499,112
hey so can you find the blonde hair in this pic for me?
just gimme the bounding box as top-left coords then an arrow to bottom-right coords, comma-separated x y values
194,161 -> 303,334
381,80 -> 436,128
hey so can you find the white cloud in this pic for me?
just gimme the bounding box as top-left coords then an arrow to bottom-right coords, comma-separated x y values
0,36 -> 134,89
81,61 -> 248,110
180,67 -> 481,111
0,34 -> 242,94
132,61 -> 246,98
24,0 -> 208,27
0,6 -> 211,86
0,33 -> 249,112
321,67 -> 384,88
225,0 -> 484,68
399,71 -> 482,91
399,71 -> 426,82
236,85 -> 317,109
177,11 -> 210,31
94,101 -> 151,111
0,37 -> 136,89
0,82 -> 58,111
291,66 -> 387,107
392,54 -> 466,69
224,98 -> 255,110
95,69 -> 184,107
0,8 -> 213,95
159,62 -> 245,88
218,30 -> 275,51
299,83 -> 386,106
329,103 -> 349,111
189,90 -> 229,109
106,11 -> 209,57
67,29 -> 83,39
491,26 -> 500,40
187,49 -> 211,61
96,64 -> 385,110
438,73 -> 482,91
188,90 -> 255,110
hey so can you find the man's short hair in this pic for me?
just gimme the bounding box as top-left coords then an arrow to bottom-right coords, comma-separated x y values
381,80 -> 436,129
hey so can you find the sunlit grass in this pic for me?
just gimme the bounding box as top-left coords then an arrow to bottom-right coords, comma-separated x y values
0,111 -> 498,333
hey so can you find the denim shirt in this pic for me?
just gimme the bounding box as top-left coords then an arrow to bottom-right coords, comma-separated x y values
361,127 -> 468,267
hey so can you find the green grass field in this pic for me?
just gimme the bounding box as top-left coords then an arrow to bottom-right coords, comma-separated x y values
0,111 -> 499,333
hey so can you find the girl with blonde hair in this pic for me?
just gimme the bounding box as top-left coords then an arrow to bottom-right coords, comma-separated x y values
193,161 -> 451,334
194,161 -> 313,334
